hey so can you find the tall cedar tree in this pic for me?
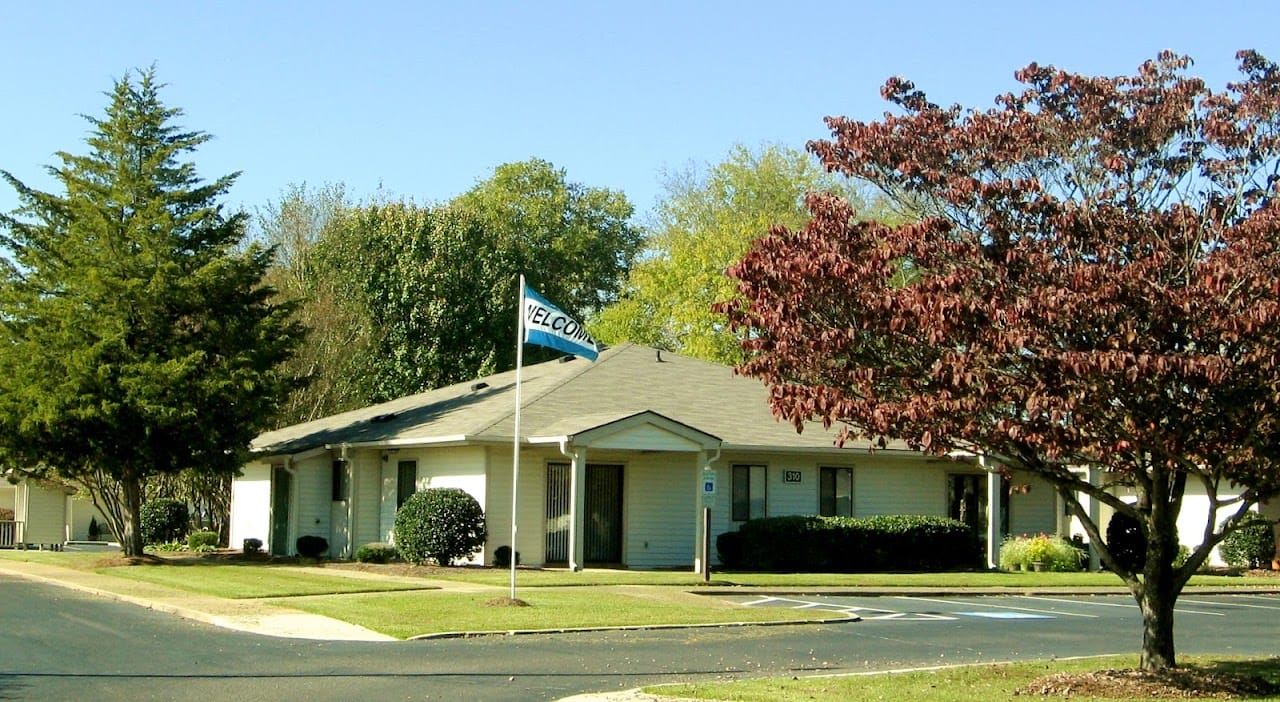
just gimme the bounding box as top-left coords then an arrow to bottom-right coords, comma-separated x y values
720,52 -> 1280,671
0,69 -> 303,556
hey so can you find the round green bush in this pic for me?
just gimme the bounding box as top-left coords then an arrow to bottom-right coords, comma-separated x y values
296,535 -> 329,558
1219,516 -> 1276,569
187,530 -> 219,551
140,498 -> 189,545
393,487 -> 487,566
355,542 -> 399,564
1105,511 -> 1146,572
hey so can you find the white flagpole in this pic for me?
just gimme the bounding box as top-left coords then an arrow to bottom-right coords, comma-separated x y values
510,274 -> 525,601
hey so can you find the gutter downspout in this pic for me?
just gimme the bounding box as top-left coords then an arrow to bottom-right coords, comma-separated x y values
697,445 -> 723,576
555,438 -> 586,572
339,443 -> 355,560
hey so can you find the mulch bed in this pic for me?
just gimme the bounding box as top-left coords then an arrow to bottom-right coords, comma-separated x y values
1018,667 -> 1280,698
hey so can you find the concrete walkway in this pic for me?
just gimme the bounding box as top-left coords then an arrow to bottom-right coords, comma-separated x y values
0,557 -> 405,641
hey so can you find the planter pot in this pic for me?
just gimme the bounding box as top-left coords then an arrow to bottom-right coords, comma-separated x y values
1031,561 -> 1046,572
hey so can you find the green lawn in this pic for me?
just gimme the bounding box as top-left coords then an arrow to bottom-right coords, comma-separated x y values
97,562 -> 437,598
648,655 -> 1280,702
403,566 -> 1264,590
279,587 -> 831,639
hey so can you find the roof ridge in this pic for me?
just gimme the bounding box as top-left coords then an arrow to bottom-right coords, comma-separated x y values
470,344 -> 628,437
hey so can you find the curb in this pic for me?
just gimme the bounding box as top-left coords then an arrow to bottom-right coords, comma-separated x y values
410,614 -> 860,640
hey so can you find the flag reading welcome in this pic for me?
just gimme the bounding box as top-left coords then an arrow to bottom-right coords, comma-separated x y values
522,283 -> 599,361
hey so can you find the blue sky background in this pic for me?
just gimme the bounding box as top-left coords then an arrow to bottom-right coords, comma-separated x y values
3,1 -> 1278,225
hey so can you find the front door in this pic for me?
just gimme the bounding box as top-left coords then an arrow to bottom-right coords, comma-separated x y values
270,466 -> 291,556
545,463 -> 624,564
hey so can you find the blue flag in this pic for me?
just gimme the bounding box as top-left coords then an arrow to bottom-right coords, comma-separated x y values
523,284 -> 599,361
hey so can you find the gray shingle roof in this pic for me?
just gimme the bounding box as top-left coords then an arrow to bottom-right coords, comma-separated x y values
251,343 -> 909,456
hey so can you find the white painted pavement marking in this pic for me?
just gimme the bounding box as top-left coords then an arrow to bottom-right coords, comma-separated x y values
1011,594 -> 1224,617
954,611 -> 1053,619
897,595 -> 1098,618
739,595 -> 954,621
1179,597 -> 1280,612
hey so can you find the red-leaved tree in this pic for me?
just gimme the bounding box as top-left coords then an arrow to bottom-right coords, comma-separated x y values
720,51 -> 1280,671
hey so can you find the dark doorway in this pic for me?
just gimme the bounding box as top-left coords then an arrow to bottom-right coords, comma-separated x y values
270,466 -> 291,556
545,463 -> 624,564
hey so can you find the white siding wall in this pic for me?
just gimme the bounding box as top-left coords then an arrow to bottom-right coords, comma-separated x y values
293,455 -> 333,550
65,495 -> 109,541
763,457 -> 820,517
624,453 -> 697,569
1008,472 -> 1058,537
352,450 -> 382,553
22,483 -> 66,544
856,463 -> 948,517
230,464 -> 272,552
487,446 -> 554,567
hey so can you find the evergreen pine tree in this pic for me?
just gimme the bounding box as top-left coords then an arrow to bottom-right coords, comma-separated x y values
0,68 -> 304,556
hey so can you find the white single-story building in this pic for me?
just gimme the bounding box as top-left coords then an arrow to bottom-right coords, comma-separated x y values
232,343 -> 1075,569
0,474 -> 108,548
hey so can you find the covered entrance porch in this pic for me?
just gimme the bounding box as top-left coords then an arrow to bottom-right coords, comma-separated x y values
529,411 -> 722,572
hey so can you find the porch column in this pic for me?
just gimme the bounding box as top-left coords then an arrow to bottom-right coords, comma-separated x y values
567,448 -> 587,572
1088,466 -> 1103,571
693,456 -> 707,575
984,456 -> 1002,569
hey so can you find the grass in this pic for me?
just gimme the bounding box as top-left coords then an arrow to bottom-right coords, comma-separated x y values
398,566 -> 1264,590
648,655 -> 1280,702
279,586 -> 831,639
0,549 -> 114,569
96,562 -> 436,598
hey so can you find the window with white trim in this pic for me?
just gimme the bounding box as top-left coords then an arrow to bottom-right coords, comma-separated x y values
819,466 -> 853,517
731,464 -> 767,521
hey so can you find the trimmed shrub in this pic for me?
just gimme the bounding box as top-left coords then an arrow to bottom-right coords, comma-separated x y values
242,537 -> 263,555
296,534 -> 329,558
1105,511 -> 1146,572
716,530 -> 744,569
723,514 -> 979,572
187,531 -> 219,552
998,535 -> 1030,570
356,543 -> 399,564
1219,516 -> 1276,569
140,498 -> 189,545
394,487 -> 487,566
493,545 -> 520,568
999,534 -> 1084,571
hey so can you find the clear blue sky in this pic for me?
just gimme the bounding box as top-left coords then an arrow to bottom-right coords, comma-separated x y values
3,1 -> 1278,224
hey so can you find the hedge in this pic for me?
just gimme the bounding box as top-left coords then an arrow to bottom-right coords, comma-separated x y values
717,514 -> 980,572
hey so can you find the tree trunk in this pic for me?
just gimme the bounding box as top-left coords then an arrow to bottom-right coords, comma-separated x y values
1138,574 -> 1177,670
1137,500 -> 1180,671
119,475 -> 145,557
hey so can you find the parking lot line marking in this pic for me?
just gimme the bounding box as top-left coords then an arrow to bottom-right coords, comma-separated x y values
955,611 -> 1053,619
1013,595 -> 1133,609
1179,598 -> 1280,611
896,596 -> 1098,618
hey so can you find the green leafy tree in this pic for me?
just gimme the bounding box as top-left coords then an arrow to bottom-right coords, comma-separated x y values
256,183 -> 368,425
721,52 -> 1280,670
0,69 -> 304,557
451,159 -> 641,318
592,144 -> 883,364
312,160 -> 640,403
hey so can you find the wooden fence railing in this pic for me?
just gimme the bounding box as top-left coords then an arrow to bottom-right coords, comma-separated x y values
0,520 -> 23,548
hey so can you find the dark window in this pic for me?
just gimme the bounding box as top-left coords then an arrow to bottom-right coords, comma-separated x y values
819,466 -> 853,517
396,460 -> 418,508
731,464 -> 766,521
331,460 -> 349,501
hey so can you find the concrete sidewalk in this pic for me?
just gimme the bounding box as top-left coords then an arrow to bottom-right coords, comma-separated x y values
0,557 -> 400,641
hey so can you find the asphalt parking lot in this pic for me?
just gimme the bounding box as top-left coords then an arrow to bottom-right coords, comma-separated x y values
726,592 -> 1280,624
